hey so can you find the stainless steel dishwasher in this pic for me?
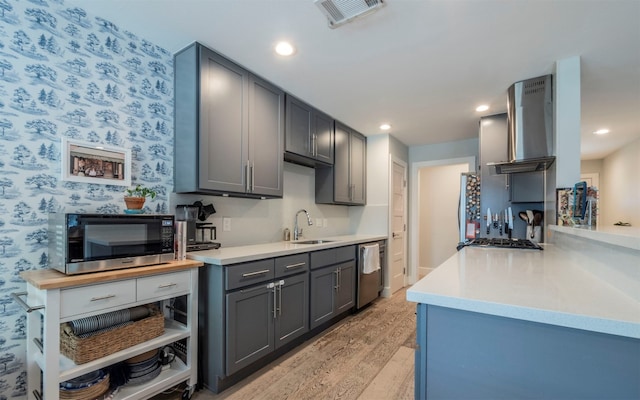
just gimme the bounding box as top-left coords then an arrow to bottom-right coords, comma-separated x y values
356,240 -> 385,309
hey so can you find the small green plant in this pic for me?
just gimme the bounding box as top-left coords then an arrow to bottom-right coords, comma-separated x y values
125,184 -> 157,199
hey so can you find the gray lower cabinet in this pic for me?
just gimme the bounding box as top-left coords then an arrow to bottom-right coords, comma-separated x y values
315,121 -> 366,205
309,246 -> 356,329
223,254 -> 309,376
415,304 -> 640,399
285,94 -> 334,166
201,248 -> 358,393
174,42 -> 284,198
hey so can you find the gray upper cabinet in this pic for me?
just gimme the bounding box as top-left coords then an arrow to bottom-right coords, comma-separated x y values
315,121 -> 366,205
285,95 -> 334,166
174,42 -> 284,198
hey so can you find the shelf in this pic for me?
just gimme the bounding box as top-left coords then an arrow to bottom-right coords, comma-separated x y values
114,357 -> 190,400
36,320 -> 190,382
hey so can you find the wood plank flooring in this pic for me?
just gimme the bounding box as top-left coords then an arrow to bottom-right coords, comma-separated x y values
179,287 -> 416,400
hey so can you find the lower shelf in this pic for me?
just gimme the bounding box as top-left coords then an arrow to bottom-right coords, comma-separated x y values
35,320 -> 190,382
114,357 -> 191,400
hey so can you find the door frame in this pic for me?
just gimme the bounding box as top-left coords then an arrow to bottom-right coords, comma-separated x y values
385,154 -> 408,297
409,156 -> 475,284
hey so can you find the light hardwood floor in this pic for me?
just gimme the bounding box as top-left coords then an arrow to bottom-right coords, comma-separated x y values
166,287 -> 416,400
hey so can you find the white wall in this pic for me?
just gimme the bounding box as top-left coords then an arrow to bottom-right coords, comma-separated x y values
600,138 -> 640,227
419,163 -> 470,277
171,162 -> 350,247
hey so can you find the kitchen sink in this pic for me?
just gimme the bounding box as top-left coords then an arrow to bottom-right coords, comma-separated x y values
296,240 -> 334,245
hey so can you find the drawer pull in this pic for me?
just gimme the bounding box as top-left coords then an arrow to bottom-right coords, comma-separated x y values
11,292 -> 45,313
285,262 -> 306,270
242,269 -> 270,278
89,294 -> 116,302
158,283 -> 178,289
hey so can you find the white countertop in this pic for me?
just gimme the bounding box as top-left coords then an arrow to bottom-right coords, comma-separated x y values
549,224 -> 640,250
187,234 -> 387,265
406,244 -> 640,339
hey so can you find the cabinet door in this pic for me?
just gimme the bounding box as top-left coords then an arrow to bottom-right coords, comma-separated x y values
285,95 -> 313,158
226,283 -> 274,375
349,132 -> 366,205
310,266 -> 337,330
313,110 -> 334,165
274,273 -> 309,349
249,75 -> 284,197
199,46 -> 248,193
333,122 -> 351,203
335,261 -> 356,313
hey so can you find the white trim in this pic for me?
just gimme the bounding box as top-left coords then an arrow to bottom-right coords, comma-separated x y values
385,154 -> 408,296
409,156 -> 475,284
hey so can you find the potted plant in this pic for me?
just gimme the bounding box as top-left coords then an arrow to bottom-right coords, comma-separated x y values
124,184 -> 157,210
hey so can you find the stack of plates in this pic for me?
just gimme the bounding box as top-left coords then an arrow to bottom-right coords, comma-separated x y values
60,370 -> 109,400
125,349 -> 162,386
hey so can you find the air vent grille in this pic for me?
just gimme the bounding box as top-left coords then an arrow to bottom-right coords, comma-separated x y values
314,0 -> 386,28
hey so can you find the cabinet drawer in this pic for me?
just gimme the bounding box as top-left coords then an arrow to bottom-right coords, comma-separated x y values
60,280 -> 136,319
137,271 -> 191,301
275,253 -> 309,278
310,245 -> 355,270
226,259 -> 275,290
310,248 -> 336,270
335,245 -> 355,263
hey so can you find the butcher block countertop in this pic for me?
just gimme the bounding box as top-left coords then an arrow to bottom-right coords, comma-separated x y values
20,260 -> 204,290
407,243 -> 640,339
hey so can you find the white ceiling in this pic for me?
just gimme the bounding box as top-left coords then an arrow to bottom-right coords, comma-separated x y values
66,0 -> 640,160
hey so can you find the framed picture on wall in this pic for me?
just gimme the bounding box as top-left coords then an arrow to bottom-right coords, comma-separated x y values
61,138 -> 131,186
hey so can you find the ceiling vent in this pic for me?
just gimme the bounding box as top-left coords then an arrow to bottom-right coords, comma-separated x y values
314,0 -> 386,28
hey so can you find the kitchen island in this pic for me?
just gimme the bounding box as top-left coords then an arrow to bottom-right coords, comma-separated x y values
407,227 -> 640,399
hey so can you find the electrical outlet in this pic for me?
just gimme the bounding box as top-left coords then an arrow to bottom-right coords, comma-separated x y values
323,218 -> 328,228
315,218 -> 323,227
223,217 -> 231,232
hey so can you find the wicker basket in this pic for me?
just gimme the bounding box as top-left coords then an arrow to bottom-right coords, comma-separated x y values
59,372 -> 109,400
61,306 -> 164,364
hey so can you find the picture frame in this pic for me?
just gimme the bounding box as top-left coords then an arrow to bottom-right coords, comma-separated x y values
61,138 -> 131,186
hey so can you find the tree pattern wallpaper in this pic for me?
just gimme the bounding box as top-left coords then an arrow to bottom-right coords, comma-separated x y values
0,0 -> 174,396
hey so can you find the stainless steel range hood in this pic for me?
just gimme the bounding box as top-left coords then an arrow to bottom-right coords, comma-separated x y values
488,75 -> 555,174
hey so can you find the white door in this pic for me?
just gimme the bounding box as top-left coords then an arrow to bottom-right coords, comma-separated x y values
390,159 -> 407,294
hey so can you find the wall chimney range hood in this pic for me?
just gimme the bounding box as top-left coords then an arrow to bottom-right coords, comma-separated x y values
488,75 -> 555,174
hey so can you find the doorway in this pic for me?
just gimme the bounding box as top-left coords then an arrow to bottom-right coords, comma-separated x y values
409,157 -> 475,282
388,156 -> 407,295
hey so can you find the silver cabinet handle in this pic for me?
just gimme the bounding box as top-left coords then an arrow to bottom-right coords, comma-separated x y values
277,280 -> 284,317
251,161 -> 255,192
158,283 -> 177,288
90,294 -> 116,302
285,262 -> 305,270
334,269 -> 339,290
245,160 -> 251,192
11,292 -> 44,313
272,282 -> 277,319
242,269 -> 270,278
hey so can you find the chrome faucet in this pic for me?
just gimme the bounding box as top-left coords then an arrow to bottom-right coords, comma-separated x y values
293,209 -> 313,240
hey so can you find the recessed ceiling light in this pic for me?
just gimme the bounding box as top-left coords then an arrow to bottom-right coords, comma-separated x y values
593,128 -> 609,135
380,123 -> 391,131
476,105 -> 489,112
275,41 -> 295,56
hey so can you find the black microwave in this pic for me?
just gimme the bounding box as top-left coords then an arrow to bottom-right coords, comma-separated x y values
48,213 -> 175,275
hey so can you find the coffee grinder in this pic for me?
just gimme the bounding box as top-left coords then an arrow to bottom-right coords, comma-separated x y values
175,204 -> 199,246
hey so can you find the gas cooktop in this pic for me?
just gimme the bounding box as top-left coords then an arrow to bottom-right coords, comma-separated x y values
457,238 -> 543,251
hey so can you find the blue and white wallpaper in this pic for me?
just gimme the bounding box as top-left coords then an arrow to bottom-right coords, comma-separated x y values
0,0 -> 174,396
